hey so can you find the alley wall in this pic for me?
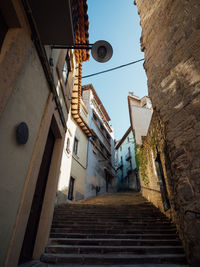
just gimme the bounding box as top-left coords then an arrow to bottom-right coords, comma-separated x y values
135,0 -> 200,263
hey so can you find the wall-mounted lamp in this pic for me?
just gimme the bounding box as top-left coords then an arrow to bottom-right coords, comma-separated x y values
51,40 -> 113,63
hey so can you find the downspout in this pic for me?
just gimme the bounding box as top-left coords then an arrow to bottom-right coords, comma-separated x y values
21,0 -> 67,131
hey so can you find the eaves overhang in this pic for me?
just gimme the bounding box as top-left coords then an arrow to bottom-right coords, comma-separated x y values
71,64 -> 93,138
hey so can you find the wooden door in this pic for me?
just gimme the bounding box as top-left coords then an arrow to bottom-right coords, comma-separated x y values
19,128 -> 55,263
68,177 -> 75,200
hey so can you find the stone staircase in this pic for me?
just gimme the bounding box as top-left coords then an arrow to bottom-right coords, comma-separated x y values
41,193 -> 187,265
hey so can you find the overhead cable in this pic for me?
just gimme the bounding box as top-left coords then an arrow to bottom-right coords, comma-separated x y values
82,58 -> 145,79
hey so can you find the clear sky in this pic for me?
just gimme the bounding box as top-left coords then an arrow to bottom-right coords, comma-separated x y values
82,0 -> 148,141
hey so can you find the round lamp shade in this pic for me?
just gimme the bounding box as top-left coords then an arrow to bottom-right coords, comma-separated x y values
91,40 -> 113,63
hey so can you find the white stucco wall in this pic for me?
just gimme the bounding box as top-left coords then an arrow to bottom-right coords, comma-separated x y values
71,123 -> 88,201
82,89 -> 116,197
57,113 -> 75,203
130,105 -> 153,145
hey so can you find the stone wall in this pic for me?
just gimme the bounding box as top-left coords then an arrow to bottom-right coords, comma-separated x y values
137,111 -> 174,218
135,0 -> 200,263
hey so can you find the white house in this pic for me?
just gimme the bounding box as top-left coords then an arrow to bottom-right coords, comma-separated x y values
82,84 -> 116,198
128,93 -> 153,145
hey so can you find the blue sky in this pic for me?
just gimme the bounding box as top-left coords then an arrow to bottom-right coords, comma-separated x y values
82,0 -> 148,140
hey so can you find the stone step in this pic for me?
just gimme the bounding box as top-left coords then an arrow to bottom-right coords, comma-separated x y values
54,211 -> 160,216
53,215 -> 171,223
55,203 -> 152,209
49,237 -> 182,246
54,209 -> 161,213
41,253 -> 187,265
50,233 -> 179,240
51,225 -> 175,231
52,221 -> 173,226
54,209 -> 157,213
53,215 -> 167,222
51,227 -> 177,234
45,244 -> 184,255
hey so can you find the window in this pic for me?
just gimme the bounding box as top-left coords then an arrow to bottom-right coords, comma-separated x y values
62,52 -> 71,84
99,143 -> 104,152
100,123 -> 104,132
73,137 -> 78,155
127,137 -> 130,142
106,133 -> 111,141
120,146 -> 122,151
66,137 -> 70,153
121,156 -> 123,163
93,112 -> 97,121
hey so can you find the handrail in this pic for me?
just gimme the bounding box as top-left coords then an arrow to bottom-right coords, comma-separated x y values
185,210 -> 200,219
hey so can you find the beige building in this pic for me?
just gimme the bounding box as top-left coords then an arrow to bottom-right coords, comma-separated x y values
0,0 -> 89,266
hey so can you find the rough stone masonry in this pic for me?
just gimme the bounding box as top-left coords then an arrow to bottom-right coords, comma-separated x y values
135,0 -> 200,264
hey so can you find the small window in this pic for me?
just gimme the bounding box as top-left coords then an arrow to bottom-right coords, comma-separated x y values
106,133 -> 111,140
127,137 -> 130,142
121,156 -> 123,163
99,143 -> 104,152
93,112 -> 97,121
73,137 -> 78,155
66,137 -> 70,153
62,52 -> 71,85
120,146 -> 122,151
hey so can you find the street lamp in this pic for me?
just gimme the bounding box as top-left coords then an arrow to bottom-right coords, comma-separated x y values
51,40 -> 113,63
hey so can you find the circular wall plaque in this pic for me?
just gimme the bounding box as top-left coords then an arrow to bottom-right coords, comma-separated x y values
16,122 -> 29,145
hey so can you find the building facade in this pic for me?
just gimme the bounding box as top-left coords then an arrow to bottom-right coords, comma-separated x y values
128,93 -> 153,145
115,127 -> 138,191
0,0 -> 89,265
82,84 -> 116,198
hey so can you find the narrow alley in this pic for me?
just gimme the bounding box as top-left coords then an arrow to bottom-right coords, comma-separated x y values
1,0 -> 200,266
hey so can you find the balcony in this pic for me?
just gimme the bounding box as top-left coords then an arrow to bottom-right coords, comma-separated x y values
125,151 -> 131,161
28,0 -> 75,45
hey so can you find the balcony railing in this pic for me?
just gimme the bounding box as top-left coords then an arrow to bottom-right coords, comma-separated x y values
125,151 -> 131,161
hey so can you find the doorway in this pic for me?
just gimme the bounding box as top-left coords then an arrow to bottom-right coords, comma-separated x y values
68,177 -> 75,200
155,153 -> 170,211
18,127 -> 55,264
